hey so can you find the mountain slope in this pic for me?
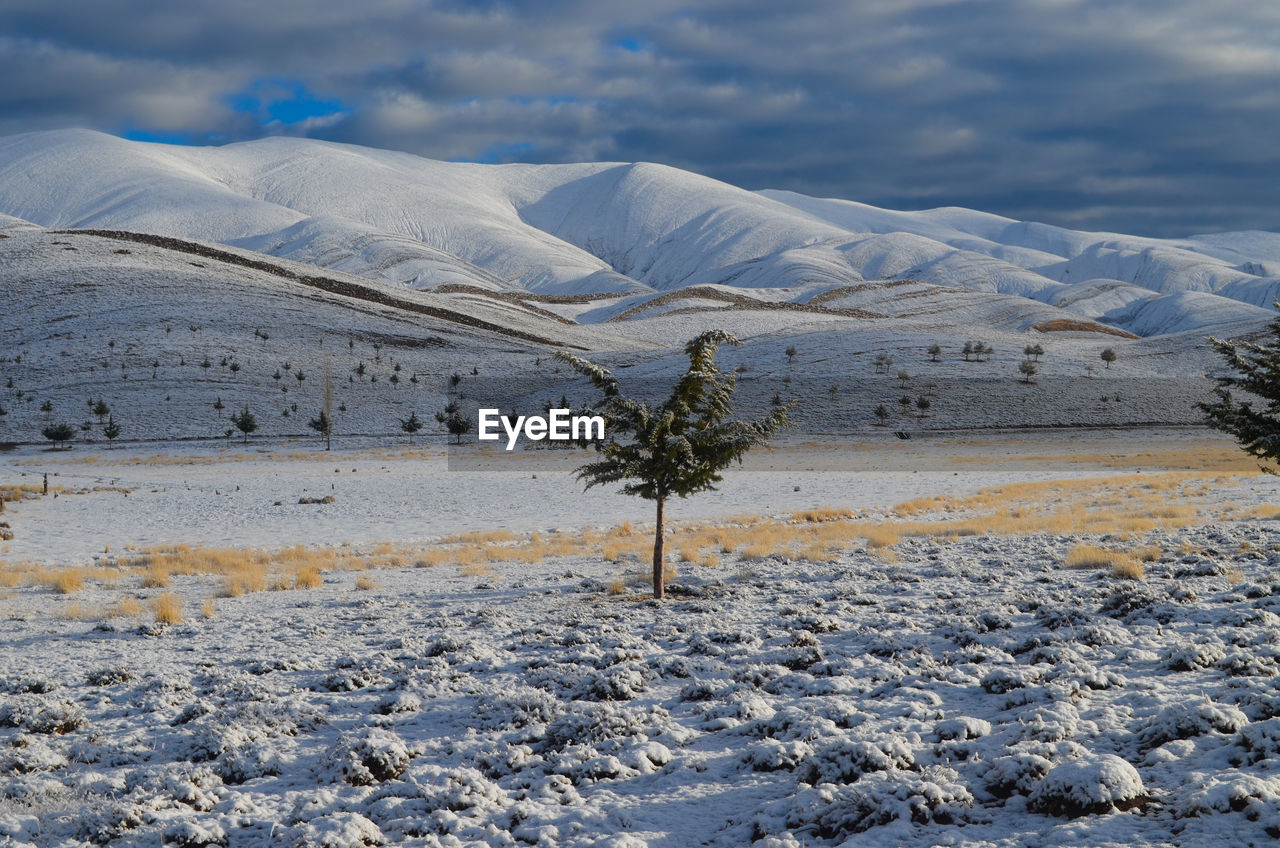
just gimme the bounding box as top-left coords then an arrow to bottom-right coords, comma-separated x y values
0,129 -> 1277,341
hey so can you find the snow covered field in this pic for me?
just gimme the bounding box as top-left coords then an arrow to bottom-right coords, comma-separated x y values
4,130 -> 1280,846
2,431 -> 1280,846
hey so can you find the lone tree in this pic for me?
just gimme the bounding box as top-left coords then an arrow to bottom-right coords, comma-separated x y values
400,411 -> 423,444
874,404 -> 891,426
1101,347 -> 1117,369
42,422 -> 76,449
557,330 -> 788,599
1201,313 -> 1280,471
92,398 -> 110,423
785,345 -> 798,366
928,344 -> 942,362
1019,359 -> 1038,383
308,409 -> 332,449
231,406 -> 257,444
102,416 -> 122,441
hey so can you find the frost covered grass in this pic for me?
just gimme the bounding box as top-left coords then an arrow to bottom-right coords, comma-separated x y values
2,517 -> 1280,845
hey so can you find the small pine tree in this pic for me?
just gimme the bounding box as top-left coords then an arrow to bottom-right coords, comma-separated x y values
1101,348 -> 1117,369
231,406 -> 257,443
898,395 -> 912,413
785,345 -> 798,366
962,342 -> 973,362
928,344 -> 941,362
444,409 -> 471,444
400,411 -> 424,444
308,410 -> 331,449
916,395 -> 931,417
1019,359 -> 1038,383
897,369 -> 910,385
874,404 -> 890,426
1201,312 -> 1280,472
41,422 -> 76,449
213,396 -> 224,416
449,372 -> 462,393
40,400 -> 53,418
556,331 -> 788,599
102,416 -> 122,441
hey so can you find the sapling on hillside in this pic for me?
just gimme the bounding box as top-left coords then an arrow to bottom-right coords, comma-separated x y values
400,412 -> 423,444
41,422 -> 76,449
231,406 -> 257,444
556,330 -> 788,600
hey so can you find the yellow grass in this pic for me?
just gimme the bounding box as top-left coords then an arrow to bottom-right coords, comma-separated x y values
1132,544 -> 1163,563
140,567 -> 170,588
1226,567 -> 1245,586
1245,504 -> 1280,520
51,571 -> 83,594
111,597 -> 144,618
154,593 -> 182,625
459,562 -> 493,577
792,507 -> 856,523
1111,560 -> 1145,580
355,575 -> 379,590
293,567 -> 323,589
200,598 -> 216,619
1064,544 -> 1130,569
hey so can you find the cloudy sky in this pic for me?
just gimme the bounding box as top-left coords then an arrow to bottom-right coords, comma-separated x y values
3,0 -> 1277,236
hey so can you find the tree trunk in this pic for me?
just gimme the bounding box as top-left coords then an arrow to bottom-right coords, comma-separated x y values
652,495 -> 665,600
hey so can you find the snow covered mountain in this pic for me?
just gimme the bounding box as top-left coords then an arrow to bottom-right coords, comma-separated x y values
0,129 -> 1276,341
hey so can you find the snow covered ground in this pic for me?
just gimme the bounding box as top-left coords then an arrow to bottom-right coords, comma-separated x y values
4,130 -> 1280,846
2,431 -> 1280,846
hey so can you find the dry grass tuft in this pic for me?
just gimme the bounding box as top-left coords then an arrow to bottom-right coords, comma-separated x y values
140,567 -> 169,588
459,562 -> 493,577
792,507 -> 856,523
1111,559 -> 1145,580
154,593 -> 182,625
861,525 -> 899,549
1226,567 -> 1245,586
292,567 -> 323,590
200,598 -> 216,619
1064,544 -> 1127,569
51,570 -> 84,594
1132,544 -> 1163,563
111,596 -> 144,618
355,575 -> 380,590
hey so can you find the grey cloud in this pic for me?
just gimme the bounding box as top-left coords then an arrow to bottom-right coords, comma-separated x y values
2,0 -> 1278,235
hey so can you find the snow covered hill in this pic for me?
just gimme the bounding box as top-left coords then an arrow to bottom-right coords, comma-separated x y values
0,129 -> 1276,342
